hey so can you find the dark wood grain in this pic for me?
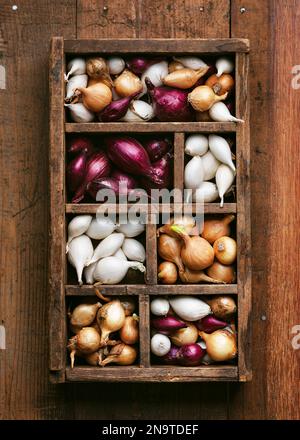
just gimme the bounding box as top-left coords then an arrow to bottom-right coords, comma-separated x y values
65,122 -> 237,132
64,38 -> 249,53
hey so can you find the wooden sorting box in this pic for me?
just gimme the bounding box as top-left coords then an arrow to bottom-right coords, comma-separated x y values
49,37 -> 251,383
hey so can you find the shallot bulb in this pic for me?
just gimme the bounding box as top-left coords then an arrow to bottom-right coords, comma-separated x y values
97,299 -> 125,346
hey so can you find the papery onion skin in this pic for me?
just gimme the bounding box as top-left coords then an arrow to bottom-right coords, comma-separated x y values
101,343 -> 137,366
98,92 -> 139,122
176,343 -> 205,366
143,138 -> 172,162
97,300 -> 126,346
206,261 -> 236,284
126,56 -> 162,76
75,327 -> 101,354
146,77 -> 194,122
67,137 -> 94,156
150,298 -> 170,316
197,315 -> 228,334
161,345 -> 180,364
201,215 -> 235,244
158,261 -> 178,284
70,303 -> 101,328
170,323 -> 198,347
213,236 -> 237,265
105,136 -> 164,186
207,296 -> 237,320
67,151 -> 87,193
120,315 -> 139,345
114,69 -> 143,97
151,316 -> 187,332
72,151 -> 111,203
158,234 -> 184,273
205,73 -> 234,96
199,329 -> 237,362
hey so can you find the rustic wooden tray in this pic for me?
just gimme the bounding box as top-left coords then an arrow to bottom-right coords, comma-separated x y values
49,37 -> 251,383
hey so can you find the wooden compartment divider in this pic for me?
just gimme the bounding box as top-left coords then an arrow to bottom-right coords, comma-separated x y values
49,37 -> 251,383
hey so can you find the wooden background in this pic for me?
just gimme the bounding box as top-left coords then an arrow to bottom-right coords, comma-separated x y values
0,0 -> 299,419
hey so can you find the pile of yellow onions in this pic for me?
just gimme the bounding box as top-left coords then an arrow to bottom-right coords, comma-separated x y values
67,294 -> 138,368
157,215 -> 237,284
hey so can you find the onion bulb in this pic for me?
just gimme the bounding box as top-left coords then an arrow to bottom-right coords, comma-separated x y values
84,350 -> 102,366
201,215 -> 235,244
68,327 -> 101,368
157,215 -> 197,236
107,56 -> 125,75
120,297 -> 136,316
179,266 -> 225,284
170,225 -> 214,271
206,261 -> 236,284
70,302 -> 101,328
173,56 -> 208,70
169,296 -> 211,321
170,322 -> 198,346
168,60 -> 184,73
151,333 -> 171,357
75,83 -> 112,112
157,234 -> 184,273
150,298 -> 170,316
100,343 -> 137,366
163,67 -> 209,89
158,261 -> 178,284
199,329 -> 237,361
205,73 -> 234,96
86,57 -> 112,84
185,134 -> 208,157
213,236 -> 237,265
114,69 -> 143,97
188,86 -> 228,112
215,57 -> 234,77
207,296 -> 237,320
67,235 -> 94,285
97,299 -> 126,346
209,102 -> 243,123
120,314 -> 139,345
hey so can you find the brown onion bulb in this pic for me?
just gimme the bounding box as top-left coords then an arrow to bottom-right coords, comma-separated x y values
75,83 -> 112,112
158,261 -> 178,284
170,225 -> 214,271
213,236 -> 237,265
84,350 -> 102,366
114,69 -> 143,97
70,302 -> 101,328
206,261 -> 236,284
179,266 -> 225,284
163,67 -> 209,89
170,322 -> 198,346
68,327 -> 101,368
158,234 -> 184,273
201,215 -> 235,244
207,296 -> 237,320
199,329 -> 237,362
120,315 -> 139,345
205,73 -> 234,96
100,343 -> 137,366
97,300 -> 126,346
188,85 -> 228,112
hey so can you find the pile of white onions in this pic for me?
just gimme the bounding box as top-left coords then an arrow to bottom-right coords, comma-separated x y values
68,295 -> 139,368
150,295 -> 237,365
66,215 -> 146,285
157,215 -> 237,285
64,54 -> 242,123
184,134 -> 236,207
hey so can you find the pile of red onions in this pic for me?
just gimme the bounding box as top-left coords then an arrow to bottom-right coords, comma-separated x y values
66,135 -> 173,202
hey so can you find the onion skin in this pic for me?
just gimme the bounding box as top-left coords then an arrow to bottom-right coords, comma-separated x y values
143,138 -> 172,162
213,236 -> 237,265
170,323 -> 198,347
206,261 -> 236,284
72,151 -> 111,203
168,61 -> 184,73
67,151 -> 87,193
120,315 -> 139,345
114,69 -> 143,97
207,296 -> 237,320
97,300 -> 126,346
111,170 -> 137,189
87,177 -> 142,200
179,267 -> 225,284
106,136 -> 164,186
205,73 -> 234,96
146,77 -> 194,122
70,303 -> 101,328
126,56 -> 162,76
158,261 -> 178,284
176,343 -> 205,366
199,329 -> 237,362
68,327 -> 101,367
188,85 -> 228,112
151,316 -> 187,332
170,225 -> 214,271
67,137 -> 94,156
101,343 -> 137,366
163,67 -> 209,89
98,91 -> 139,122
157,234 -> 184,273
201,215 -> 235,244
161,345 -> 180,364
197,315 -> 228,334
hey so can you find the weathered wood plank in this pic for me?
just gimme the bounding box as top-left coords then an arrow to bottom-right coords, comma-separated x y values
0,0 -> 77,420
138,293 -> 150,367
65,39 -> 249,53
66,366 -> 238,382
65,122 -> 237,132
